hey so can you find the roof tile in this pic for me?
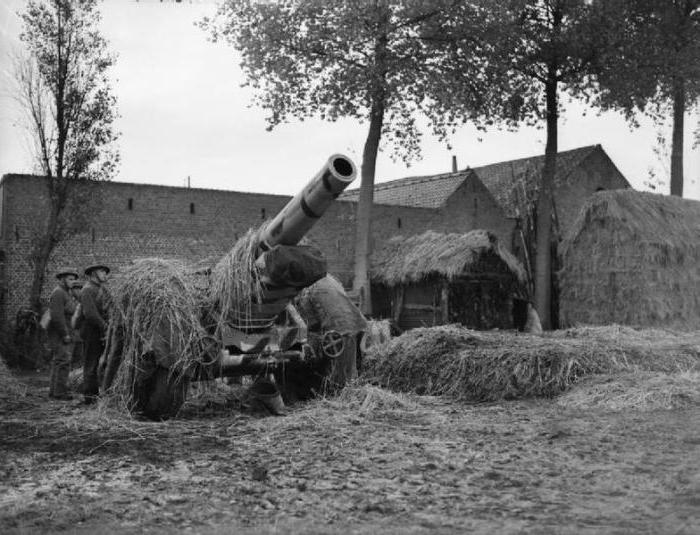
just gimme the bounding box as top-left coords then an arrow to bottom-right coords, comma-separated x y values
340,145 -> 602,215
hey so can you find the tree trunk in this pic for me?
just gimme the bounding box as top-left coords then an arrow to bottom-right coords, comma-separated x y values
352,6 -> 389,317
352,98 -> 385,315
28,205 -> 60,313
670,77 -> 685,197
28,179 -> 66,313
534,71 -> 558,330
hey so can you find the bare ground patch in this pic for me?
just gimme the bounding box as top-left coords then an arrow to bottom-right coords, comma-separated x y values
1,371 -> 699,534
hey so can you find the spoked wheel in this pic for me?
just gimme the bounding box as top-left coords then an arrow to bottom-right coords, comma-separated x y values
321,330 -> 345,359
275,276 -> 366,402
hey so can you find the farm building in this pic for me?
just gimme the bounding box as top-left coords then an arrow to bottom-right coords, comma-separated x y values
341,144 -> 631,242
370,230 -> 528,331
0,145 -> 629,325
559,190 -> 700,330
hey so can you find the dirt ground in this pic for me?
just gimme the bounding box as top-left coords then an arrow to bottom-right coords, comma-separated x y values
1,370 -> 699,535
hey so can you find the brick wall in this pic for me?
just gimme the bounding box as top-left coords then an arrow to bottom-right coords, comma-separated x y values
0,172 -> 516,322
0,175 -> 292,320
439,175 -> 515,245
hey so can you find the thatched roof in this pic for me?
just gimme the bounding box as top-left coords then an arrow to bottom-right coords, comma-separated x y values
560,190 -> 700,329
371,230 -> 527,286
563,189 -> 700,257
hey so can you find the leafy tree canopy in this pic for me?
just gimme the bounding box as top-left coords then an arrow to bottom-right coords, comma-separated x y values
595,0 -> 700,120
204,0 -> 491,163
423,0 -> 603,135
19,0 -> 119,182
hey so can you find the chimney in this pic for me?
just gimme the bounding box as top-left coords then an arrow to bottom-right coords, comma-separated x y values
451,155 -> 458,173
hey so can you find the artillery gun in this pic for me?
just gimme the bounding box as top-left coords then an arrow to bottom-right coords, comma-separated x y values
107,154 -> 366,420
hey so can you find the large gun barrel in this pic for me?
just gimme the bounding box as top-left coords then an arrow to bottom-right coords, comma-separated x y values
258,154 -> 357,251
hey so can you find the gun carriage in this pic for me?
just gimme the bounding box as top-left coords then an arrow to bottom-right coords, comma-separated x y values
101,155 -> 365,420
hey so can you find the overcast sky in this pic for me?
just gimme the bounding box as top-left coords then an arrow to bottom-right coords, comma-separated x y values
1,0 -> 698,200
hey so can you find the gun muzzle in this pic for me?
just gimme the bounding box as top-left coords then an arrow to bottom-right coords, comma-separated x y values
258,154 -> 357,251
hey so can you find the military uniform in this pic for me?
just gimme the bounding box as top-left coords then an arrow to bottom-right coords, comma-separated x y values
69,280 -> 85,366
47,268 -> 79,399
80,264 -> 111,403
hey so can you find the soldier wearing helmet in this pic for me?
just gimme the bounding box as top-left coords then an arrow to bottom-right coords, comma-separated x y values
80,263 -> 111,404
47,267 -> 79,400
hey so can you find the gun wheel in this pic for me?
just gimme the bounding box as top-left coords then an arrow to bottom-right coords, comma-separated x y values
133,365 -> 189,421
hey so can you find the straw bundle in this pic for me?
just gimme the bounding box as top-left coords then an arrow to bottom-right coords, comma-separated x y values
360,319 -> 393,353
557,371 -> 700,411
560,190 -> 700,330
335,384 -> 419,414
363,325 -> 700,401
208,228 -> 263,335
107,258 -> 211,407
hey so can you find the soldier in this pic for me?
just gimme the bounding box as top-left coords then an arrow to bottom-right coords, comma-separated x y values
47,267 -> 79,400
80,263 -> 111,404
69,280 -> 84,366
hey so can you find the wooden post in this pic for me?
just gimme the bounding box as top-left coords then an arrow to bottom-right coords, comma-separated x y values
393,285 -> 404,327
441,282 -> 449,324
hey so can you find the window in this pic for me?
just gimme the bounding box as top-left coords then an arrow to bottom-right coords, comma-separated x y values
261,208 -> 266,219
397,217 -> 402,229
127,198 -> 133,210
190,203 -> 195,214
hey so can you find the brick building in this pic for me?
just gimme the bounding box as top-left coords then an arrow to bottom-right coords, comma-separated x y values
0,144 -> 629,323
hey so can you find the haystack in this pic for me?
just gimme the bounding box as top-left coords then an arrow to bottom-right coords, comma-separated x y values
371,230 -> 527,330
106,258 -> 212,408
560,190 -> 700,330
363,324 -> 700,401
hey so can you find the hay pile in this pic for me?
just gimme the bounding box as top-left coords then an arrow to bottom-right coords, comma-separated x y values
560,190 -> 700,329
557,371 -> 700,411
360,319 -> 393,353
362,325 -> 700,402
334,384 -> 419,414
107,258 -> 212,406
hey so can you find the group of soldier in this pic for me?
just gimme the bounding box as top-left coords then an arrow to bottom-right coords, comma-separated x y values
46,263 -> 111,403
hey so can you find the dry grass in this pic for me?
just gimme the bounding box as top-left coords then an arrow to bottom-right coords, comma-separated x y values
371,229 -> 526,287
333,383 -> 419,414
560,190 -> 700,329
106,258 -> 213,409
208,228 -> 263,336
0,358 -> 26,404
558,371 -> 700,411
362,324 -> 700,402
360,319 -> 393,353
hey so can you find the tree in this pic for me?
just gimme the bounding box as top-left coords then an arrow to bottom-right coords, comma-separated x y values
426,0 -> 602,329
203,0 -> 486,315
17,0 -> 119,313
595,0 -> 700,197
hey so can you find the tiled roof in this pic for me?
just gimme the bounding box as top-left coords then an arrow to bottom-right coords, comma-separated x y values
340,145 -> 605,215
338,170 -> 472,208
472,145 -> 601,217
